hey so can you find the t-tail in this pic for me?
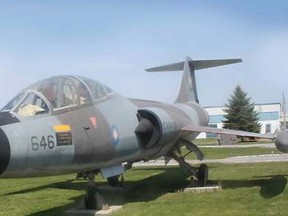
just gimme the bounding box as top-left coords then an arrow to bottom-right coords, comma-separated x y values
146,57 -> 242,103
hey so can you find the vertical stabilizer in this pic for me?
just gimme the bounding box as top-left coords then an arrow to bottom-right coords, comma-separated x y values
146,57 -> 242,104
175,57 -> 198,103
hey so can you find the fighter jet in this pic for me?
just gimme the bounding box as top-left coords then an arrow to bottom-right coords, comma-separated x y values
0,57 -> 274,187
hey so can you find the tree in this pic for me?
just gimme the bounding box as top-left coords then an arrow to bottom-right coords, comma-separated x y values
223,85 -> 261,134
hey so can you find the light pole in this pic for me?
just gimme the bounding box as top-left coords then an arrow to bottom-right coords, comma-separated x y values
283,91 -> 286,130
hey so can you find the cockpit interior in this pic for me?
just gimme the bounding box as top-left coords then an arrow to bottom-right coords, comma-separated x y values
1,76 -> 114,117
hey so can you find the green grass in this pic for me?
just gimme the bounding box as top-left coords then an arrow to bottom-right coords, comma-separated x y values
183,147 -> 282,160
194,138 -> 272,146
0,144 -> 287,215
0,175 -> 86,215
193,138 -> 219,145
0,162 -> 287,216
113,163 -> 288,216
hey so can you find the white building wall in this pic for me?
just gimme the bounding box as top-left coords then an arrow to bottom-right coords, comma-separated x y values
255,103 -> 280,113
196,103 -> 281,139
260,120 -> 279,134
197,132 -> 206,139
255,103 -> 281,134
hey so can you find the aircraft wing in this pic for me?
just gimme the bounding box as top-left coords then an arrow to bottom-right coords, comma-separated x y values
181,125 -> 275,139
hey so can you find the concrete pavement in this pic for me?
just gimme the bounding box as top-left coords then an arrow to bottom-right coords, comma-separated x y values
133,153 -> 288,167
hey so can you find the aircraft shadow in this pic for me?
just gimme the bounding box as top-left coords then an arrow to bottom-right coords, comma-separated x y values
4,167 -> 189,216
221,175 -> 287,199
4,167 -> 287,215
4,179 -> 87,196
105,167 -> 190,205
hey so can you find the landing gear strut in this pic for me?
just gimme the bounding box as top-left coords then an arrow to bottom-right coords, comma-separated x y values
169,149 -> 208,187
84,173 -> 109,210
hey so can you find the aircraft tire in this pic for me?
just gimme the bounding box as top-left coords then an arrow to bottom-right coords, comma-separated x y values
107,175 -> 119,187
197,164 -> 208,187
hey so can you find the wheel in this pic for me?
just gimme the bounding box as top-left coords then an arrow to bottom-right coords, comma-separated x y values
197,164 -> 208,186
107,175 -> 119,187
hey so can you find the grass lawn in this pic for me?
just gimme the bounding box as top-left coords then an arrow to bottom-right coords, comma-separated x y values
0,161 -> 287,216
112,163 -> 288,216
183,147 -> 282,160
0,139 -> 284,216
193,138 -> 272,146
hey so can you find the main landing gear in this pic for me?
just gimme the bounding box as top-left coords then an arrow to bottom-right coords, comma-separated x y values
197,164 -> 208,187
169,140 -> 208,187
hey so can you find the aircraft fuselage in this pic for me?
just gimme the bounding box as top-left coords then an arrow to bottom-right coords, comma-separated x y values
0,93 -> 208,178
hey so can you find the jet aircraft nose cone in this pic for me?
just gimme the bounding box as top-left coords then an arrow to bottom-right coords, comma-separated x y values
0,128 -> 10,175
275,130 -> 288,153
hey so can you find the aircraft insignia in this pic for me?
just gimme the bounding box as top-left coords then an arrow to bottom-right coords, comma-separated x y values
90,117 -> 97,129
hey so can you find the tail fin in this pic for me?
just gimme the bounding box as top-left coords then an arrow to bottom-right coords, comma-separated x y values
146,57 -> 242,103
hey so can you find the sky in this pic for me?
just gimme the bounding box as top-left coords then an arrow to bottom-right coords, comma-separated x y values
0,0 -> 288,107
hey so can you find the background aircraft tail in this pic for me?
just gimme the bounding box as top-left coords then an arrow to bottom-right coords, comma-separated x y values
146,57 -> 242,103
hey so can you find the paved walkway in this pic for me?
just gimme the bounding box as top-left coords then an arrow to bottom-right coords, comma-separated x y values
199,143 -> 275,148
133,154 -> 288,167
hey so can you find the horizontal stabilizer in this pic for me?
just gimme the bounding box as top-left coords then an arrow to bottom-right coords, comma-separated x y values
146,58 -> 242,72
181,125 -> 275,139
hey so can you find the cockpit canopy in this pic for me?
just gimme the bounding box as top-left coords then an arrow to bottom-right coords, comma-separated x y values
1,76 -> 114,117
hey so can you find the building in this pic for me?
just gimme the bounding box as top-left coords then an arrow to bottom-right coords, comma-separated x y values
198,103 -> 282,139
